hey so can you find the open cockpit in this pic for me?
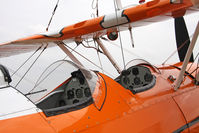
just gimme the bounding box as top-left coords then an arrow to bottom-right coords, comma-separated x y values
116,59 -> 157,94
27,60 -> 99,116
27,59 -> 159,116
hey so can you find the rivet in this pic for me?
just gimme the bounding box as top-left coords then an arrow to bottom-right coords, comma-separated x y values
73,130 -> 76,132
86,125 -> 89,128
88,116 -> 90,119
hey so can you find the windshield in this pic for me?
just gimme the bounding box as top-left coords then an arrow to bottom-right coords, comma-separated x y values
27,60 -> 106,113
126,59 -> 160,74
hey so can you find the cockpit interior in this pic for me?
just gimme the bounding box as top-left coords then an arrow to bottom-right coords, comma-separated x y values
116,65 -> 156,94
116,59 -> 156,94
36,69 -> 93,116
32,59 -> 156,116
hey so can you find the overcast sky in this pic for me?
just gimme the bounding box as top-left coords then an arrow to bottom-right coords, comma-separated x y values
0,0 -> 198,92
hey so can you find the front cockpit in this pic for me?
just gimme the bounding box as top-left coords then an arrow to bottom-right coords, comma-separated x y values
116,59 -> 157,94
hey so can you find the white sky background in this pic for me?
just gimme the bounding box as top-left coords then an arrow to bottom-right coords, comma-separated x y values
0,0 -> 199,93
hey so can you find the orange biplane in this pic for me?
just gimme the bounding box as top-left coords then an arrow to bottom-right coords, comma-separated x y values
0,0 -> 199,132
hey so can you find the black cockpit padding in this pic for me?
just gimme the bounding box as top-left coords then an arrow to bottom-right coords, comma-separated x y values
0,64 -> 12,83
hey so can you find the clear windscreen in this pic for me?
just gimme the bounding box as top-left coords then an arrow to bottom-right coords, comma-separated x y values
126,59 -> 160,73
28,60 -> 106,111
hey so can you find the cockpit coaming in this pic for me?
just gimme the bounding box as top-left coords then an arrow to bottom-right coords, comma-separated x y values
32,59 -> 157,117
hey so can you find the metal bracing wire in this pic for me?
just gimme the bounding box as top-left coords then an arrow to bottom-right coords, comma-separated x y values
29,44 -> 79,93
15,44 -> 48,88
186,52 -> 199,72
101,37 -> 143,59
63,43 -> 114,77
11,45 -> 43,77
113,0 -> 126,70
162,34 -> 194,65
94,40 -> 104,73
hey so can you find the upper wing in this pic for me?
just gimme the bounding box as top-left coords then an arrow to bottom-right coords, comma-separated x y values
0,0 -> 198,57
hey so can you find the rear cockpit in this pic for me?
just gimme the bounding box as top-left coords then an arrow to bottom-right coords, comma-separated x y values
36,69 -> 93,116
28,60 -> 104,116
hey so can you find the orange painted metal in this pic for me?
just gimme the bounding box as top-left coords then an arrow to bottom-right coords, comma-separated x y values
39,63 -> 197,133
0,63 -> 199,132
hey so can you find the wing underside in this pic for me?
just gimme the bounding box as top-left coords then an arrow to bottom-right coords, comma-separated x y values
0,0 -> 198,57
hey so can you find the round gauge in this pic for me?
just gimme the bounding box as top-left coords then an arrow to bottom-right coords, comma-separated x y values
76,89 -> 83,98
132,67 -> 139,75
67,90 -> 74,99
84,88 -> 91,97
134,77 -> 141,85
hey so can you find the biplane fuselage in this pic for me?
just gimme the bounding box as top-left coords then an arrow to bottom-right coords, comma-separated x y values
0,62 -> 199,133
0,0 -> 199,132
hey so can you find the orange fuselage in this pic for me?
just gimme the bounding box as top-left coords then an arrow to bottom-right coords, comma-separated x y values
0,63 -> 199,133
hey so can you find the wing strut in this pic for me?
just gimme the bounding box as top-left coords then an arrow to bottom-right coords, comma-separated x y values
95,38 -> 122,74
115,0 -> 123,10
56,41 -> 84,67
174,21 -> 199,91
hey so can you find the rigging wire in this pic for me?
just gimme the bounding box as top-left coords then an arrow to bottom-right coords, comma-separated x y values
162,33 -> 194,65
113,0 -> 126,70
46,0 -> 60,31
101,37 -> 143,59
186,52 -> 199,72
81,41 -> 103,53
185,52 -> 199,79
63,43 -> 114,77
180,52 -> 199,80
11,45 -> 43,77
15,44 -> 48,88
183,66 -> 199,79
29,44 -> 79,93
94,40 -> 104,73
6,66 -> 36,86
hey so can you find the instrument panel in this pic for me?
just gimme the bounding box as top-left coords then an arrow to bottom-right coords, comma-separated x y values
118,65 -> 156,94
60,70 -> 92,106
37,70 -> 92,115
